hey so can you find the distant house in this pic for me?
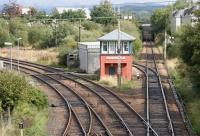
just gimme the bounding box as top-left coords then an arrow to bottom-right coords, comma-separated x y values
21,7 -> 31,15
170,5 -> 199,33
55,7 -> 91,19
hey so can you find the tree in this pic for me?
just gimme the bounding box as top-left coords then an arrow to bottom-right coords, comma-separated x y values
9,18 -> 29,46
61,9 -> 86,20
2,2 -> 22,16
176,9 -> 200,87
173,0 -> 189,10
29,7 -> 37,16
0,19 -> 10,47
51,9 -> 60,19
28,23 -> 52,48
35,11 -> 47,19
90,0 -> 117,25
150,8 -> 171,34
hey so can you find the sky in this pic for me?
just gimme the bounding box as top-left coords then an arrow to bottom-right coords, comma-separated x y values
0,0 -> 178,7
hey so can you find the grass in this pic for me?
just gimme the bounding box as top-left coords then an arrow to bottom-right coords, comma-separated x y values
98,76 -> 141,92
1,103 -> 48,136
0,71 -> 48,136
1,47 -> 58,65
170,67 -> 200,135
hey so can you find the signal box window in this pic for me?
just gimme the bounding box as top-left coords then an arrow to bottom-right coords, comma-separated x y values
103,42 -> 107,52
124,42 -> 129,51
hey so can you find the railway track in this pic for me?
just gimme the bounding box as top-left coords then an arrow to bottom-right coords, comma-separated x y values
61,73 -> 159,136
2,60 -> 112,136
134,41 -> 175,136
2,59 -> 134,135
1,57 -> 159,136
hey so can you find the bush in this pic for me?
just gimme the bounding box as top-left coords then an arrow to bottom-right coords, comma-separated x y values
58,35 -> 77,65
134,39 -> 143,55
0,70 -> 47,111
82,21 -> 101,31
167,43 -> 179,59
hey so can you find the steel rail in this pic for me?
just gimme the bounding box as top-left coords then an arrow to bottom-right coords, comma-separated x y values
34,74 -> 85,136
1,58 -> 135,135
3,61 -> 87,136
150,41 -> 175,136
145,41 -> 150,136
63,73 -> 134,136
3,60 -> 113,136
1,57 -> 159,135
65,72 -> 159,136
0,57 -> 63,73
133,63 -> 150,136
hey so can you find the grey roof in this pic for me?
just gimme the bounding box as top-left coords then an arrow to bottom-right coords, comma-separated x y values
98,29 -> 136,41
173,9 -> 185,17
173,6 -> 199,17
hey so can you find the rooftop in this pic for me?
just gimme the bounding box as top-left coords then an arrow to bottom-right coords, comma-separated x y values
172,5 -> 199,17
98,29 -> 136,41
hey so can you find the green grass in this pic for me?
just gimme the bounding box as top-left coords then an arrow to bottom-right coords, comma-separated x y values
98,77 -> 141,92
3,103 -> 48,136
172,69 -> 200,135
0,70 -> 48,136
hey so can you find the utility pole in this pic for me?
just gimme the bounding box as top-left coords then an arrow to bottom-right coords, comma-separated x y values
164,31 -> 167,60
79,19 -> 81,43
55,19 -> 57,47
117,19 -> 121,89
17,38 -> 22,72
4,42 -> 13,70
117,5 -> 121,89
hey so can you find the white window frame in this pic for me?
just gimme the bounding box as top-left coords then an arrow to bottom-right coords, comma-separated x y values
123,41 -> 129,54
109,41 -> 115,54
102,41 -> 108,54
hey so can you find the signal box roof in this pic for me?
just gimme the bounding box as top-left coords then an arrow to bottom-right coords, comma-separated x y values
98,29 -> 136,41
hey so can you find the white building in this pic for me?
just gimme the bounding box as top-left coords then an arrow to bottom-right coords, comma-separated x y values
55,7 -> 91,19
170,6 -> 199,33
78,42 -> 100,73
21,7 -> 31,15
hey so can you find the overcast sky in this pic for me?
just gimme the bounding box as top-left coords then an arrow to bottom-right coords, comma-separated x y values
0,0 -> 178,7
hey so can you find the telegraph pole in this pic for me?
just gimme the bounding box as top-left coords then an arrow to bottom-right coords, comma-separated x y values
164,31 -> 167,60
117,5 -> 121,89
79,19 -> 81,42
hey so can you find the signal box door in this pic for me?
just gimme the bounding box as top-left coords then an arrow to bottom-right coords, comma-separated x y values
109,66 -> 115,76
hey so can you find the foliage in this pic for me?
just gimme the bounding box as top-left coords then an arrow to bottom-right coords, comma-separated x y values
0,70 -> 47,111
176,23 -> 200,88
61,9 -> 86,20
57,35 -> 77,65
6,102 -> 48,136
91,0 -> 117,25
29,7 -> 37,16
166,43 -> 179,59
173,0 -> 189,10
0,19 -> 10,47
172,67 -> 200,135
150,8 -> 171,34
9,18 -> 29,46
134,39 -> 142,55
120,20 -> 142,55
28,23 -> 52,48
82,21 -> 101,31
2,2 -> 21,16
35,11 -> 47,19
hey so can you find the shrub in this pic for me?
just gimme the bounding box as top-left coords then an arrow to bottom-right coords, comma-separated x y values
134,39 -> 143,55
0,70 -> 47,111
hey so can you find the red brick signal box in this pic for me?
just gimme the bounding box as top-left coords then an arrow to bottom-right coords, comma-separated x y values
98,29 -> 136,80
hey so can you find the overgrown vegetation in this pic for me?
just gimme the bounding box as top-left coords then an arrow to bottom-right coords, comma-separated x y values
150,1 -> 200,134
0,70 -> 48,135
